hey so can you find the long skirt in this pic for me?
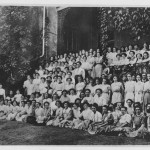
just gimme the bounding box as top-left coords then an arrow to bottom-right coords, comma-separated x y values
143,93 -> 150,111
73,119 -> 90,130
6,112 -> 18,121
112,92 -> 122,104
125,92 -> 134,107
16,114 -> 27,122
94,64 -> 103,78
0,112 -> 6,120
135,92 -> 143,103
46,117 -> 61,126
124,127 -> 149,138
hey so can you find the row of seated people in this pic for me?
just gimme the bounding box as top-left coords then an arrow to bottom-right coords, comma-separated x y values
0,96 -> 150,138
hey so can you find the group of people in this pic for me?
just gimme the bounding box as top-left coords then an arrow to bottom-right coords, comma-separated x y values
1,42 -> 150,138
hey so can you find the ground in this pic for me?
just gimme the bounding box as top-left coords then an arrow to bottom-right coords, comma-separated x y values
0,120 -> 150,145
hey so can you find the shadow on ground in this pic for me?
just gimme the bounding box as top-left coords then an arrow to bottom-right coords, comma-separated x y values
0,120 -> 150,145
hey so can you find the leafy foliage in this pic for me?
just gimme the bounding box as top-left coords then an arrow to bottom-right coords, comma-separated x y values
0,6 -> 43,85
98,7 -> 150,51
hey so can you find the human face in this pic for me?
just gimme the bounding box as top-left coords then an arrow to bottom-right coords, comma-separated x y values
83,103 -> 88,109
117,103 -> 122,110
58,77 -> 62,82
127,74 -> 132,81
142,74 -> 146,79
102,79 -> 107,84
56,101 -> 60,107
13,101 -> 17,107
96,89 -> 101,95
108,47 -> 111,53
92,106 -> 96,113
129,45 -> 132,50
136,75 -> 141,82
132,75 -> 135,81
64,103 -> 68,109
102,107 -> 107,114
113,48 -> 116,53
135,108 -> 141,115
85,90 -> 90,97
121,108 -> 126,115
147,74 -> 150,81
95,79 -> 99,85
143,53 -> 148,59
44,103 -> 49,109
73,104 -> 78,109
127,100 -> 132,107
36,103 -> 40,108
21,101 -> 25,107
113,76 -> 118,82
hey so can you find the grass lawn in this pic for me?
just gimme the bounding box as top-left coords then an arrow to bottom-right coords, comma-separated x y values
0,120 -> 150,145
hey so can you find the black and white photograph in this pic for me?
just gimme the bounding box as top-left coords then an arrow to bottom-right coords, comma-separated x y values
1,0 -> 150,146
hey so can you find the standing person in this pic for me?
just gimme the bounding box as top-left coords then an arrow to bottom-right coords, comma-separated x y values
142,73 -> 147,83
23,75 -> 31,96
0,83 -> 5,100
75,75 -> 85,96
111,75 -> 124,105
100,78 -> 111,105
14,89 -> 22,105
33,73 -> 41,93
143,74 -> 150,112
134,74 -> 144,104
74,61 -> 85,82
26,79 -> 35,99
94,52 -> 103,78
124,73 -> 135,107
85,77 -> 95,96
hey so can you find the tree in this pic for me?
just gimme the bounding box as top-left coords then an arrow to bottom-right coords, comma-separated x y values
0,6 -> 43,85
97,7 -> 150,52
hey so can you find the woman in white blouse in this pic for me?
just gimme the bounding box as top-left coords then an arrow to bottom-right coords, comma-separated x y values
143,74 -> 150,112
124,73 -> 135,107
0,83 -> 5,99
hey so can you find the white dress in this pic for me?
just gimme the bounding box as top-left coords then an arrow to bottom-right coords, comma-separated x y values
134,81 -> 144,103
125,81 -> 135,106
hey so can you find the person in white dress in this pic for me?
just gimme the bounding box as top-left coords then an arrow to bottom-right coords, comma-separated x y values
0,83 -> 6,99
143,74 -> 150,112
35,102 -> 44,124
75,75 -> 85,96
6,101 -> 20,121
134,74 -> 144,104
14,89 -> 22,105
94,52 -> 103,78
26,79 -> 35,98
124,73 -> 135,107
33,73 -> 41,93
68,89 -> 78,104
15,101 -> 27,122
73,102 -> 94,130
64,78 -> 75,91
111,75 -> 124,104
100,78 -> 111,105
